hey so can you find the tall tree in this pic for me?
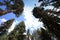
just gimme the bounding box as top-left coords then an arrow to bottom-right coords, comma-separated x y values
0,0 -> 24,40
32,0 -> 60,40
0,19 -> 14,40
7,21 -> 26,40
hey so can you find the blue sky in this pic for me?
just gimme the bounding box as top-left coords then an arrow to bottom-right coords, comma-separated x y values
0,0 -> 43,34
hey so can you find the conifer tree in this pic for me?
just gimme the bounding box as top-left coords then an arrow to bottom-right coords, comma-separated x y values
7,21 -> 26,40
0,19 -> 14,40
32,0 -> 60,40
0,0 -> 24,40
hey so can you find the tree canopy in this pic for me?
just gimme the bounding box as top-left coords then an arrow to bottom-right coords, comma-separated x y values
33,0 -> 60,40
0,0 -> 24,17
0,0 -> 26,40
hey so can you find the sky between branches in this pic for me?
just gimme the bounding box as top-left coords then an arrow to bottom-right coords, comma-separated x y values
0,0 -> 44,34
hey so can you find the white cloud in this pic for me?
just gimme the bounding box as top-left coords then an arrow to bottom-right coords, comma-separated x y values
0,18 -> 7,22
32,19 -> 43,29
24,6 -> 34,29
0,18 -> 7,25
23,6 -> 43,31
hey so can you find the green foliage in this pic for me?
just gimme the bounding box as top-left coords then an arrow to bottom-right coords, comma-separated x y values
7,21 -> 26,40
3,19 -> 14,29
40,28 -> 52,40
0,19 -> 14,40
32,0 -> 60,40
0,0 -> 25,40
0,21 -> 26,40
38,0 -> 60,8
0,0 -> 24,17
0,19 -> 14,36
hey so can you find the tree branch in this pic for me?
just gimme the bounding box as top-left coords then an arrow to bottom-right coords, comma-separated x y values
0,9 -> 16,16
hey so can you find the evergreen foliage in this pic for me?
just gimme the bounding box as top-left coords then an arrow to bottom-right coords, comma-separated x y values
0,0 -> 24,17
33,0 -> 60,40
